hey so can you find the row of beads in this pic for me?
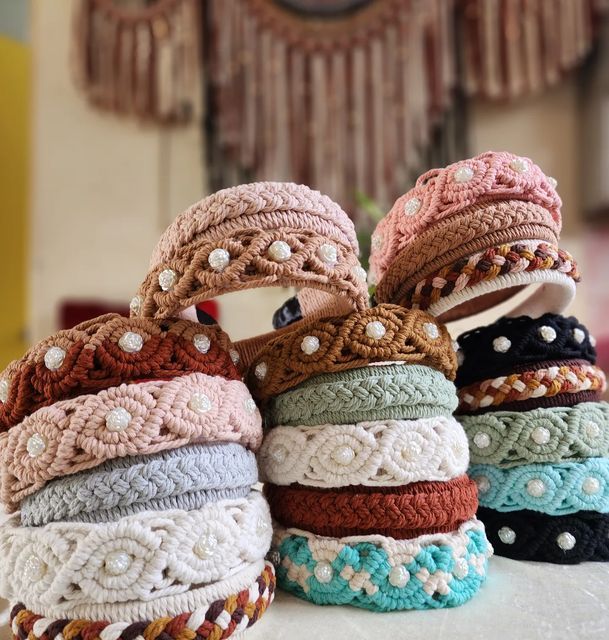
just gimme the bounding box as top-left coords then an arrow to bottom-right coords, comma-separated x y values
491,327 -> 594,354
497,526 -> 576,551
474,473 -> 602,499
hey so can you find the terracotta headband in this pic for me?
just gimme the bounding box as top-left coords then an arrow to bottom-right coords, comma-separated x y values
131,182 -> 369,365
370,151 -> 578,322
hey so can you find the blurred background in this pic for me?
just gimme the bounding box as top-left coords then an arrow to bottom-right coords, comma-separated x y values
1,0 -> 609,373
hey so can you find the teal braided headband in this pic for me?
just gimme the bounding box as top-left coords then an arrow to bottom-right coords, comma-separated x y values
470,458 -> 609,516
461,402 -> 609,466
271,519 -> 491,611
268,364 -> 457,428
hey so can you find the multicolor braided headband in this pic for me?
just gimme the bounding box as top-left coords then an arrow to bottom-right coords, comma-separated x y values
0,373 -> 262,511
267,364 -> 458,427
461,402 -> 609,467
0,314 -> 240,431
478,507 -> 609,564
271,519 -> 491,611
9,561 -> 275,637
0,493 -> 271,615
259,418 -> 469,487
247,305 -> 457,402
264,476 -> 478,539
470,458 -> 609,516
456,313 -> 597,386
20,443 -> 258,526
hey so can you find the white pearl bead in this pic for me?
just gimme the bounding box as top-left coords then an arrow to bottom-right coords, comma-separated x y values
498,527 -> 516,545
388,565 -> 410,588
0,379 -> 8,403
584,421 -> 600,439
331,445 -> 355,466
582,477 -> 600,495
454,165 -> 474,183
538,326 -> 557,343
255,362 -> 267,380
23,554 -> 47,582
475,476 -> 491,493
401,443 -> 421,461
301,336 -> 320,355
509,157 -> 529,173
313,561 -> 333,583
530,426 -> 551,445
105,550 -> 132,575
256,517 -> 269,536
572,328 -> 586,344
44,346 -> 66,371
526,478 -> 546,497
473,432 -> 491,449
403,197 -> 421,216
105,407 -> 132,433
423,322 -> 440,339
556,532 -> 576,550
188,392 -> 212,414
129,296 -> 142,316
270,445 -> 288,464
453,558 -> 469,579
371,234 -> 383,250
492,336 -> 511,353
118,332 -> 144,353
26,433 -> 47,457
193,334 -> 211,354
244,398 -> 257,414
158,268 -> 177,291
352,265 -> 367,281
548,176 -> 558,189
208,248 -> 230,272
365,321 -> 386,340
193,533 -> 218,559
317,244 -> 338,265
230,349 -> 240,364
268,240 -> 292,262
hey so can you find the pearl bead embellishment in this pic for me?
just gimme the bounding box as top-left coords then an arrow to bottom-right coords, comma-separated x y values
26,433 -> 47,457
194,533 -> 218,559
423,322 -> 440,339
454,165 -> 474,183
129,296 -> 141,315
44,346 -> 66,371
353,265 -> 367,281
208,248 -> 230,272
403,197 -> 421,216
314,561 -> 334,583
527,478 -> 546,497
582,477 -> 600,495
473,432 -> 491,449
0,379 -> 8,403
453,558 -> 469,579
509,157 -> 529,173
255,362 -> 267,380
493,336 -> 511,353
118,332 -> 144,353
193,334 -> 211,354
584,421 -> 600,440
498,527 -> 516,545
188,392 -> 212,414
538,326 -> 557,343
556,532 -> 576,550
268,240 -> 292,262
365,321 -> 386,340
475,476 -> 491,493
105,407 -> 132,432
573,328 -> 585,344
244,398 -> 257,414
317,243 -> 338,265
158,268 -> 177,291
388,565 -> 410,588
530,426 -> 551,445
548,176 -> 558,189
301,335 -> 320,355
270,445 -> 288,464
331,445 -> 356,466
230,349 -> 240,364
23,554 -> 47,582
104,551 -> 132,575
371,234 -> 382,250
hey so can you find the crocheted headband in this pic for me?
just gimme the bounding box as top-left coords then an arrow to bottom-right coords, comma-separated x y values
456,313 -> 597,386
271,519 -> 491,611
247,305 -> 457,402
20,443 -> 258,526
0,313 -> 240,432
132,182 -> 369,365
259,418 -> 469,487
0,373 -> 262,511
370,151 -> 578,321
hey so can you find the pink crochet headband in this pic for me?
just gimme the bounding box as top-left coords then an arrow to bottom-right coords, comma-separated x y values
369,151 -> 578,321
131,182 -> 369,365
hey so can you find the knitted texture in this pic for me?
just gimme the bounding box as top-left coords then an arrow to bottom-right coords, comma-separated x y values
20,443 -> 258,526
247,305 -> 457,402
259,418 -> 469,487
456,313 -> 597,387
0,373 -> 262,511
0,314 -> 239,432
272,519 -> 491,611
470,458 -> 609,515
264,476 -> 478,538
0,495 -> 272,615
478,507 -> 609,564
268,364 -> 458,427
9,561 -> 275,635
461,403 -> 609,466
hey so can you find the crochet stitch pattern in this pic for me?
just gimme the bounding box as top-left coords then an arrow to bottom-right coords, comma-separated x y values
247,305 -> 457,402
470,458 -> 609,515
268,364 -> 458,427
478,507 -> 609,564
0,494 -> 272,613
0,373 -> 262,511
9,561 -> 275,636
272,519 -> 491,610
461,403 -> 609,466
0,314 -> 239,431
258,418 -> 469,487
264,476 -> 478,538
20,443 -> 258,526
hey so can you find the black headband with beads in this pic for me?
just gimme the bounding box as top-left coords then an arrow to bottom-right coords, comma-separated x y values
455,313 -> 596,387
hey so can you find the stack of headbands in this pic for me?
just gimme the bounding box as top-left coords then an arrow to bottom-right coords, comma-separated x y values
246,304 -> 492,611
0,314 -> 275,639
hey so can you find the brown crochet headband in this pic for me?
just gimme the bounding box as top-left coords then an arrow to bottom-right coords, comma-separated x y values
246,304 -> 457,402
0,314 -> 239,431
264,476 -> 478,539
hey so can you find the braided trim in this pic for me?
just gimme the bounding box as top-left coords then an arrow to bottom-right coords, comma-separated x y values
20,443 -> 258,526
259,418 -> 469,487
9,561 -> 275,635
0,373 -> 262,511
470,458 -> 609,515
264,476 -> 478,538
268,364 -> 458,427
0,494 -> 272,614
461,403 -> 609,466
247,305 -> 457,402
494,389 -> 602,413
457,362 -> 607,412
272,519 -> 491,611
478,508 -> 609,564
0,314 -> 239,432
